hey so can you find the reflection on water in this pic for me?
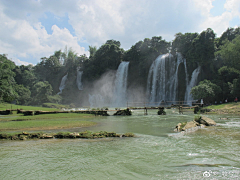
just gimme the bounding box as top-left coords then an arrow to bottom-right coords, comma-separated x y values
0,110 -> 240,179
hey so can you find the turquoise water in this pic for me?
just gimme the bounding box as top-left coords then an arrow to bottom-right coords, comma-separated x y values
0,110 -> 240,179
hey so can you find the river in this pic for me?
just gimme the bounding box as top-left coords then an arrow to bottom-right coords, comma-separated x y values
0,109 -> 240,179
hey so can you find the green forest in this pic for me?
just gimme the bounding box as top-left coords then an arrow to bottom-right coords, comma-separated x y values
1,27 -> 240,106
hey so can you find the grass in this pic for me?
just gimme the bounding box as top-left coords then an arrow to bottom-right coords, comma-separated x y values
206,102 -> 240,110
0,118 -> 96,131
0,103 -> 61,111
42,103 -> 71,109
0,103 -> 98,132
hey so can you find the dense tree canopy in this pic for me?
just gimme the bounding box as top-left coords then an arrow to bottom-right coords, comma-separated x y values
0,55 -> 17,102
191,80 -> 222,104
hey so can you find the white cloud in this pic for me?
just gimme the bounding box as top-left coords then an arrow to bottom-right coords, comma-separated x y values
0,1 -> 88,64
195,0 -> 240,36
225,0 -> 240,16
0,0 -> 239,64
11,57 -> 33,66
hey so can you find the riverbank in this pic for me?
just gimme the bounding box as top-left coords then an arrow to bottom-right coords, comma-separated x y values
205,102 -> 240,114
0,131 -> 134,140
0,113 -> 97,132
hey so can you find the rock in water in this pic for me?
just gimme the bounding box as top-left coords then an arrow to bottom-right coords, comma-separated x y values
196,116 -> 216,126
182,121 -> 199,131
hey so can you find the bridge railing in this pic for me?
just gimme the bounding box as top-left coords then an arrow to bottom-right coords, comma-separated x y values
127,101 -> 201,108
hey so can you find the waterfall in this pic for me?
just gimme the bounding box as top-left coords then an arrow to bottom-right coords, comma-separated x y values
76,70 -> 83,90
147,53 -> 189,106
184,66 -> 201,105
112,61 -> 130,107
57,74 -> 68,95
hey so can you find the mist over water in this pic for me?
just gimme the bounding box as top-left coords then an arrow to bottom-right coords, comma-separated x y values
76,70 -> 83,90
87,70 -> 116,107
87,62 -> 130,108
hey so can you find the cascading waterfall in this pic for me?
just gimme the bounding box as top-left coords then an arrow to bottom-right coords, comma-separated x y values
76,70 -> 83,90
184,66 -> 201,105
57,74 -> 68,95
112,61 -> 130,107
147,53 -> 199,106
147,53 -> 184,106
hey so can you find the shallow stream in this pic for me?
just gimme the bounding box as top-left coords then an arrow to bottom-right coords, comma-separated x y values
0,110 -> 240,179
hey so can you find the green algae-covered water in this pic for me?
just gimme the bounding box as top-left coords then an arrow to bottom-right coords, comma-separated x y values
0,110 -> 240,179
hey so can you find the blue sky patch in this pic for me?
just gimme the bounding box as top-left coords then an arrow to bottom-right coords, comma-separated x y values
230,16 -> 240,27
39,12 -> 76,36
210,0 -> 226,16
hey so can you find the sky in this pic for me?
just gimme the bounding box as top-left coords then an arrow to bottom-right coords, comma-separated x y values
0,0 -> 239,65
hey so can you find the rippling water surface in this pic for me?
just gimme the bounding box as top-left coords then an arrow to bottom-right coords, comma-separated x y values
1,110 -> 240,179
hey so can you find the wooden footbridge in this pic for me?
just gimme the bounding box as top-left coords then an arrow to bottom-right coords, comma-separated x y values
126,101 -> 201,115
1,101 -> 202,116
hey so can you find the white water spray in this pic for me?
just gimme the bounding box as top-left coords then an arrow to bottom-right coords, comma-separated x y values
112,61 -> 130,107
147,53 -> 199,106
57,74 -> 68,95
147,53 -> 184,106
76,70 -> 83,90
184,66 -> 201,105
88,94 -> 104,108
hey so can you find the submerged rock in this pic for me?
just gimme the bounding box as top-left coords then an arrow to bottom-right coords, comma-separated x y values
175,116 -> 216,133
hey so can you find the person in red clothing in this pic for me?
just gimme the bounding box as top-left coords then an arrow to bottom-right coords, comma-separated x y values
234,97 -> 238,103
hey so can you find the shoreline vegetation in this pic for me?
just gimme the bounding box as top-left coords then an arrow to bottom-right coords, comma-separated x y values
204,102 -> 240,114
0,131 -> 134,141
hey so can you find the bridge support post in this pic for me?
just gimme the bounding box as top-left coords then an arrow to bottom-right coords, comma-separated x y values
179,106 -> 183,114
144,107 -> 148,115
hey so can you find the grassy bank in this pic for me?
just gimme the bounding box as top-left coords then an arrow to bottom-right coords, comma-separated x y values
0,113 -> 97,132
206,102 -> 240,109
205,102 -> 240,114
0,103 -> 98,132
0,103 -> 61,111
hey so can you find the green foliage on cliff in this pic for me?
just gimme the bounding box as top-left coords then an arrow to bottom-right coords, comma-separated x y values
124,36 -> 170,88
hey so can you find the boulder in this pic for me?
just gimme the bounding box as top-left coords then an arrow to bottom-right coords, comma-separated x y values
182,121 -> 199,131
114,108 -> 132,116
174,123 -> 183,132
195,116 -> 216,126
157,107 -> 166,115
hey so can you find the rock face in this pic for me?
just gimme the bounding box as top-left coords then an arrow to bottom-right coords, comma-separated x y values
175,116 -> 216,133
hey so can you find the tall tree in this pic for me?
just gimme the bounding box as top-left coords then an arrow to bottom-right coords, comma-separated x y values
0,54 -> 17,102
